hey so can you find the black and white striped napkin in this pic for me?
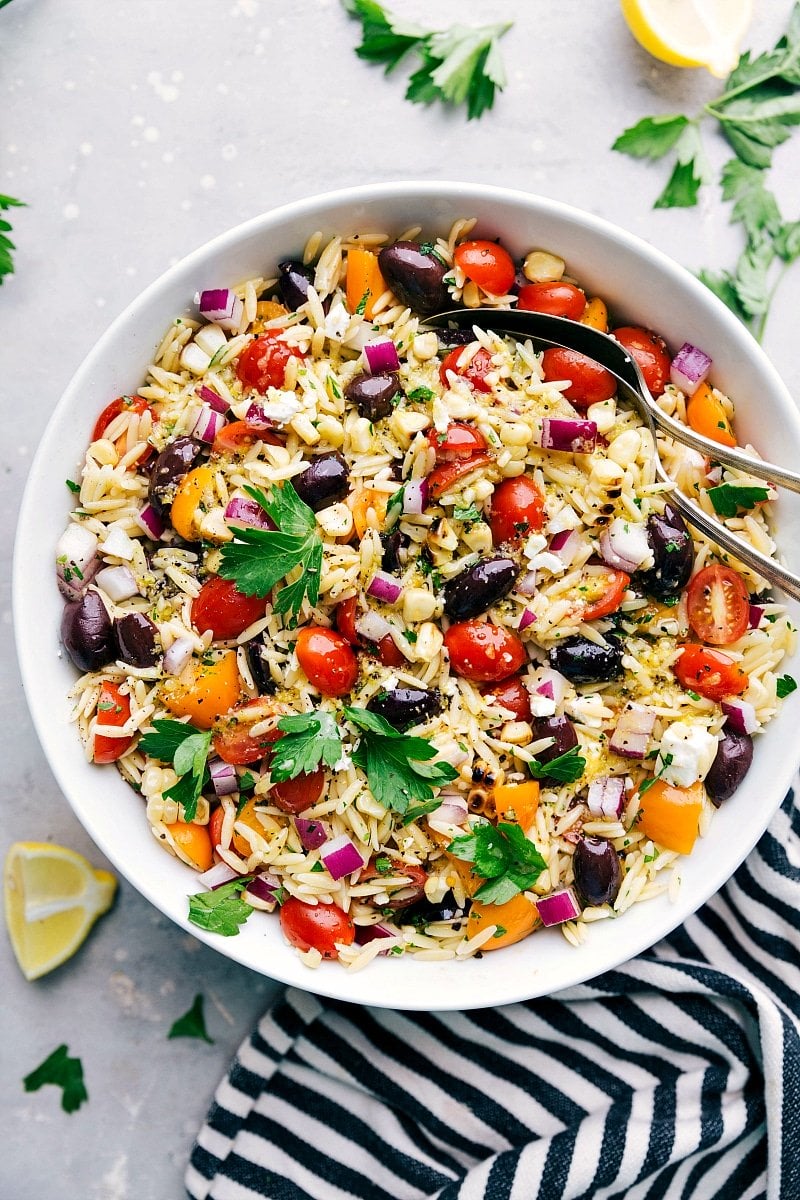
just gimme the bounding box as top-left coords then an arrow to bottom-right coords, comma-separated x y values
186,786 -> 800,1200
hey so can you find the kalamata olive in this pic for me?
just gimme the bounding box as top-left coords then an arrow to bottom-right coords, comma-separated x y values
403,890 -> 469,927
291,452 -> 350,512
147,437 -> 201,515
549,635 -> 624,683
61,591 -> 116,672
443,556 -> 519,622
277,260 -> 313,310
344,371 -> 402,422
638,503 -> 694,600
378,241 -> 447,316
530,715 -> 579,777
115,612 -> 159,668
244,639 -> 277,695
573,837 -> 622,907
436,328 -> 477,348
705,730 -> 754,806
381,529 -> 407,574
367,686 -> 443,731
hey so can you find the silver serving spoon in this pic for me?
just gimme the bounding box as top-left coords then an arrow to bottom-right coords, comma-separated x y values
425,308 -> 800,602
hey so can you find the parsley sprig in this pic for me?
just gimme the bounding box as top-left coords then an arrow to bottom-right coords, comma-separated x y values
343,0 -> 512,120
270,709 -> 344,782
344,706 -> 458,815
777,673 -> 797,698
0,193 -> 26,285
168,994 -> 215,1043
139,719 -> 213,822
529,745 -> 586,785
706,482 -> 770,518
219,482 -> 323,623
187,877 -> 254,936
23,1045 -> 88,1114
448,821 -> 546,905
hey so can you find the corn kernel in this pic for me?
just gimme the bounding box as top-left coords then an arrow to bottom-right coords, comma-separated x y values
349,417 -> 373,454
198,507 -> 234,544
607,429 -> 641,468
316,415 -> 345,447
523,250 -> 565,283
500,421 -> 532,447
411,331 -> 438,361
316,502 -> 354,538
501,721 -> 534,746
403,587 -> 438,623
586,399 -> 617,435
414,622 -> 444,660
391,409 -> 430,446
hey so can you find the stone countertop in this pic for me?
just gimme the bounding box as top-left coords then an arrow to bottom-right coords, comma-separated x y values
2,3 -> 799,1197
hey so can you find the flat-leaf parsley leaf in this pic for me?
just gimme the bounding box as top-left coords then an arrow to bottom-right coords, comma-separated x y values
707,482 -> 770,518
139,719 -> 212,822
344,706 -> 458,815
0,192 -> 26,284
270,709 -> 344,782
187,878 -> 254,937
777,673 -> 797,698
528,745 -> 586,784
168,994 -> 215,1044
23,1045 -> 88,1113
448,822 -> 546,905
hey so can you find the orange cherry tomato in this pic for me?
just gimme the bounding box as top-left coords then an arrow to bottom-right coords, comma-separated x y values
270,768 -> 326,814
489,475 -> 545,545
439,346 -> 494,393
612,326 -> 671,397
212,698 -> 287,765
673,644 -> 749,701
235,334 -> 304,393
581,565 -> 631,621
91,395 -> 154,463
161,650 -> 241,730
453,239 -> 516,296
279,897 -> 355,959
686,382 -> 736,448
637,779 -> 704,855
295,626 -> 359,697
466,893 -> 539,950
481,675 -> 532,721
517,282 -> 585,320
93,681 -> 134,764
427,453 -> 493,502
541,347 -> 616,409
686,564 -> 750,646
211,420 -> 283,455
444,620 -> 527,683
191,575 -> 266,641
170,821 -> 213,873
428,422 -> 488,462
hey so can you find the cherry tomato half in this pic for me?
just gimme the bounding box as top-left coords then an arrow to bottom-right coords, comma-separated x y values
211,420 -> 283,456
428,422 -> 488,462
236,333 -> 304,393
279,896 -> 355,959
541,347 -> 616,409
445,620 -> 527,683
335,596 -> 405,667
581,565 -> 631,621
517,282 -> 586,320
481,675 -> 532,721
191,575 -> 266,641
612,326 -> 671,397
427,453 -> 493,502
212,698 -> 287,765
93,681 -> 134,764
439,346 -> 494,393
686,564 -> 750,646
490,476 -> 545,545
673,644 -> 749,701
359,857 -> 428,908
454,239 -> 516,296
271,768 -> 326,814
92,395 -> 154,463
296,626 -> 359,697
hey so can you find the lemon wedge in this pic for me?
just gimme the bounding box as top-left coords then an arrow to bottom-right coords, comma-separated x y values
620,0 -> 753,77
4,842 -> 117,981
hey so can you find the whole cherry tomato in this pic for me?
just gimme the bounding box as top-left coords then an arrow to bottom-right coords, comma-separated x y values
271,768 -> 326,814
673,644 -> 749,701
335,596 -> 405,667
686,564 -> 750,646
444,620 -> 527,683
612,326 -> 671,397
580,565 -> 631,621
490,476 -> 545,545
428,423 -> 488,462
92,395 -> 154,463
427,453 -> 493,502
296,626 -> 359,697
517,283 -> 586,320
211,420 -> 283,456
236,334 -> 304,392
279,897 -> 355,959
93,681 -> 134,764
541,347 -> 616,408
439,346 -> 494,393
481,675 -> 532,721
191,575 -> 266,641
212,698 -> 287,765
454,239 -> 516,296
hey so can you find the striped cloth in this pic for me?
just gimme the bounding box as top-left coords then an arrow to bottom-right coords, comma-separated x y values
186,786 -> 800,1200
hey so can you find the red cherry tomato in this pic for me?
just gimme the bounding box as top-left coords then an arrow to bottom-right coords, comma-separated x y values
212,698 -> 286,765
612,326 -> 671,397
236,334 -> 304,393
454,239 -> 516,296
517,283 -> 586,320
191,575 -> 266,641
335,597 -> 405,666
673,644 -> 749,701
359,857 -> 428,908
428,422 -> 488,462
208,806 -> 225,850
427,453 -> 493,502
279,897 -> 355,959
271,768 -> 326,814
481,675 -> 532,721
541,347 -> 616,409
444,620 -> 527,683
581,565 -> 631,621
439,346 -> 494,393
490,476 -> 545,545
296,626 -> 359,697
211,420 -> 283,455
93,681 -> 134,764
92,395 -> 154,463
686,564 -> 750,646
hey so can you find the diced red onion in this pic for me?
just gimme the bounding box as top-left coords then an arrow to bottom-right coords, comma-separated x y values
354,610 -> 393,643
748,604 -> 764,629
609,703 -> 656,759
320,833 -> 365,880
535,668 -> 568,706
367,571 -> 404,605
197,384 -> 229,413
295,817 -> 328,850
586,776 -> 626,819
136,503 -> 165,541
536,887 -> 582,927
224,497 -> 276,531
540,418 -> 597,453
95,564 -> 139,602
517,571 -> 538,597
190,404 -> 227,444
363,340 -> 400,374
209,759 -> 238,797
163,637 -> 194,676
354,923 -> 395,946
245,872 -> 282,907
721,699 -> 758,735
549,528 -> 581,568
56,524 -> 99,600
537,680 -> 554,700
428,791 -> 469,830
197,288 -> 244,331
198,861 -> 239,889
519,608 -> 537,631
403,479 -> 429,515
670,342 -> 712,396
599,518 -> 651,573
706,465 -> 723,485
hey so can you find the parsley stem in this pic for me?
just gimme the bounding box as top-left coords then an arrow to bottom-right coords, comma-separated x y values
755,261 -> 791,343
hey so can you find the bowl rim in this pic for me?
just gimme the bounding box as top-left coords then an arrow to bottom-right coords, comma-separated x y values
14,179 -> 800,1009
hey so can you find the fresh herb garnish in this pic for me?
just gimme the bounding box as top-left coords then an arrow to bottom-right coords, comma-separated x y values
528,745 -> 586,784
65,478 -> 81,494
344,706 -> 458,815
219,482 -> 323,623
385,485 -> 405,529
401,796 -> 449,825
0,193 -> 26,284
238,771 -> 257,793
270,709 -> 344,782
453,503 -> 482,523
343,0 -> 512,120
707,482 -> 770,518
407,385 -> 436,401
187,877 -> 254,937
355,290 -> 370,315
168,994 -> 215,1043
139,719 -> 213,822
448,821 -> 546,905
777,674 -> 797,698
23,1045 -> 88,1114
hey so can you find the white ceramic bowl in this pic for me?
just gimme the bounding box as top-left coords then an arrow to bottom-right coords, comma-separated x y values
15,182 -> 800,1010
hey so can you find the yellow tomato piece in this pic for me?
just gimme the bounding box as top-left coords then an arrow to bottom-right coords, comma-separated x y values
232,796 -> 268,857
580,296 -> 608,332
686,381 -> 736,448
253,300 -> 288,333
346,247 -> 386,321
467,892 -> 540,950
161,650 -> 241,730
170,465 -> 216,542
348,488 -> 389,540
170,821 -> 213,873
637,778 -> 704,855
494,781 -> 540,831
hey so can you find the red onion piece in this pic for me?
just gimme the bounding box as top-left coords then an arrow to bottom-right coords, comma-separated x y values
354,923 -> 396,946
549,529 -> 571,552
586,776 -> 626,819
748,604 -> 764,629
535,887 -> 581,926
198,861 -> 239,889
197,384 -> 229,413
428,791 -> 469,829
519,608 -> 537,631
224,497 -> 276,531
721,699 -> 758,735
245,873 -> 282,908
209,758 -> 238,797
609,703 -> 656,759
197,288 -> 244,331
599,519 -> 651,573
537,680 -> 554,700
295,817 -> 328,850
364,340 -> 400,374
549,529 -> 580,568
540,418 -> 597,453
56,524 -> 99,600
535,669 -> 568,705
244,401 -> 275,430
367,571 -> 404,605
517,571 -> 538,597
95,564 -> 139,602
354,610 -> 393,643
320,833 -> 365,880
163,637 -> 194,676
403,479 -> 429,516
191,404 -> 227,444
670,342 -> 712,396
136,503 -> 165,541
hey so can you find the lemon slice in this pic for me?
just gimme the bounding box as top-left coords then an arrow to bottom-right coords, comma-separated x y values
4,842 -> 117,980
620,0 -> 753,77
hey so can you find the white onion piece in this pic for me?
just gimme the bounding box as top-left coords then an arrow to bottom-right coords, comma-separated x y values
102,526 -> 136,561
354,610 -> 393,643
670,342 -> 712,396
599,519 -> 652,573
586,776 -> 626,818
609,703 -> 656,759
95,565 -> 139,602
163,637 -> 194,676
721,699 -> 759,735
56,524 -> 99,600
197,862 -> 239,889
